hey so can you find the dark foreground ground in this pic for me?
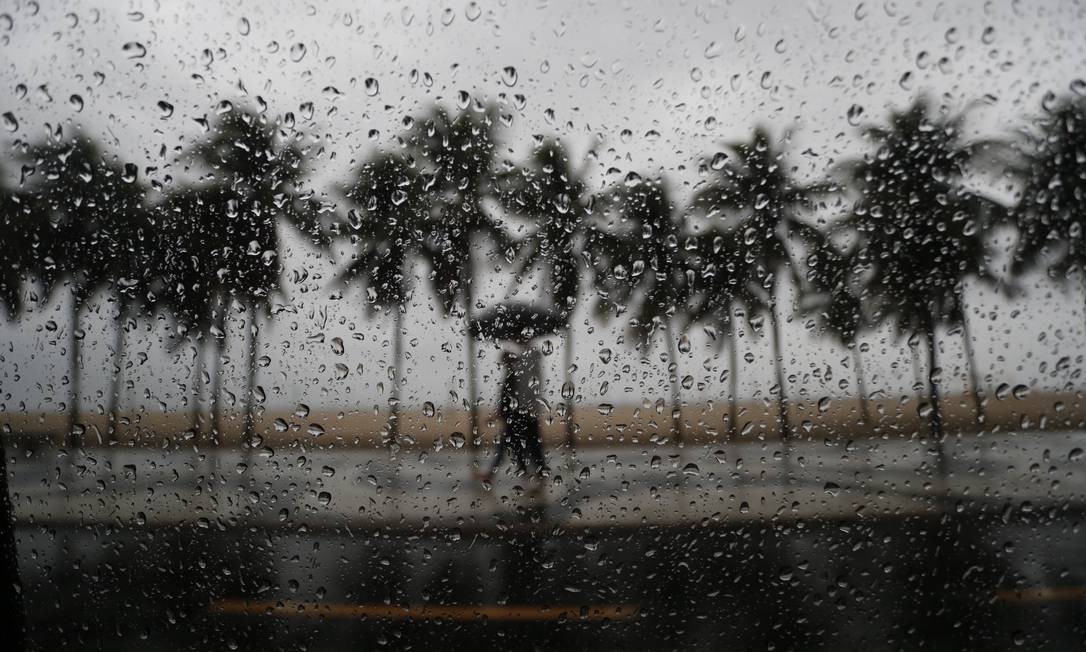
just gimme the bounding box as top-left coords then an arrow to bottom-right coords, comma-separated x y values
10,430 -> 1086,650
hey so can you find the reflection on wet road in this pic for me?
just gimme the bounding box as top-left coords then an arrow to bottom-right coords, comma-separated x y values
11,431 -> 1086,650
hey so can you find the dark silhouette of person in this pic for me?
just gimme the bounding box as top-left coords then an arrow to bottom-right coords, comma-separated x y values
477,347 -> 545,484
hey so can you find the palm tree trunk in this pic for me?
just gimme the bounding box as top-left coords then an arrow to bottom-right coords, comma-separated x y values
663,318 -> 683,443
389,303 -> 405,444
190,338 -> 205,439
106,301 -> 129,443
768,276 -> 791,443
66,295 -> 81,449
960,307 -> 984,422
0,438 -> 26,649
851,343 -> 872,426
910,338 -> 924,405
563,324 -> 576,451
923,326 -> 949,483
727,311 -> 740,441
463,258 -> 481,452
210,311 -> 226,447
242,301 -> 259,448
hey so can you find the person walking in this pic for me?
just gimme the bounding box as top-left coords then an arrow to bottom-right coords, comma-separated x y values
476,347 -> 545,484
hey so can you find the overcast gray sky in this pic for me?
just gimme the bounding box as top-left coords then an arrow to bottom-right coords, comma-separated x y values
1,0 -> 1085,418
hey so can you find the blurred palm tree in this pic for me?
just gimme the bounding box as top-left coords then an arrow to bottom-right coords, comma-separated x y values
22,130 -> 147,447
692,128 -> 830,444
408,103 -> 512,450
182,103 -> 321,447
335,151 -> 431,444
158,186 -> 234,442
687,228 -> 761,440
0,160 -> 32,320
496,138 -> 595,451
103,197 -> 157,443
588,175 -> 693,442
1011,95 -> 1086,319
801,238 -> 874,425
841,98 -> 1005,475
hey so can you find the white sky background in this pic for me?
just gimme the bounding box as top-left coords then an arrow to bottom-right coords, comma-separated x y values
1,0 -> 1085,418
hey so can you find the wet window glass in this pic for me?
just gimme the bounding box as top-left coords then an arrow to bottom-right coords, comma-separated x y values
1,1 -> 1085,649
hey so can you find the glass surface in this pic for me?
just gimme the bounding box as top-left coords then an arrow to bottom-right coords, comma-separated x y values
1,1 -> 1085,649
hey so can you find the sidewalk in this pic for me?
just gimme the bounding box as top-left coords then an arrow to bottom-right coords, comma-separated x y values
9,429 -> 1086,532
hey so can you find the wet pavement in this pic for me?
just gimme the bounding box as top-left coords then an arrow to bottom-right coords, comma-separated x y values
10,430 -> 1086,650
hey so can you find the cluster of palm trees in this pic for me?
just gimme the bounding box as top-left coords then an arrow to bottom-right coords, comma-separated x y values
2,90 -> 1085,460
1,107 -> 323,448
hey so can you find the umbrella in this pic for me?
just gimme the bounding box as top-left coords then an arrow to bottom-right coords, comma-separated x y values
469,302 -> 566,343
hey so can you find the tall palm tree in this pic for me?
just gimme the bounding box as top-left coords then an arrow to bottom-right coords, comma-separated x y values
496,138 -> 595,451
22,130 -> 146,447
407,103 -> 511,450
841,98 -> 1004,475
158,187 -> 234,443
1011,95 -> 1086,325
0,160 -> 31,321
802,239 -> 874,425
588,175 -> 693,442
687,228 -> 760,440
692,128 -> 830,444
104,203 -> 157,443
335,151 -> 431,444
182,104 -> 319,447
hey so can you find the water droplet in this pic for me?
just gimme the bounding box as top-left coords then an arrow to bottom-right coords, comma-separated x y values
122,41 -> 147,59
422,401 -> 435,417
501,66 -> 518,87
334,363 -> 349,380
846,104 -> 864,126
1,112 -> 16,132
364,77 -> 379,96
289,42 -> 306,62
307,423 -> 325,437
237,17 -> 250,35
465,2 -> 482,21
68,94 -> 83,112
